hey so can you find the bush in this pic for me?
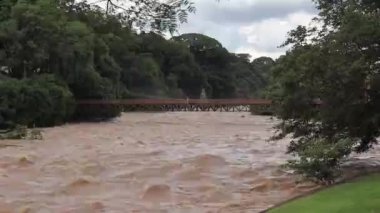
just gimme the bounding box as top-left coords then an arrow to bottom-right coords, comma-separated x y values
287,138 -> 355,184
0,75 -> 75,128
30,75 -> 76,126
73,104 -> 121,121
69,70 -> 122,120
250,105 -> 273,115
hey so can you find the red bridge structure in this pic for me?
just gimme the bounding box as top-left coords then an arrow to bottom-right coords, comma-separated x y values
77,99 -> 273,112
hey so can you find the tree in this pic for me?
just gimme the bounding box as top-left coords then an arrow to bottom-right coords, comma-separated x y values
269,0 -> 380,182
0,0 -> 272,126
135,32 -> 204,98
0,75 -> 75,127
86,0 -> 196,34
0,0 -> 124,120
174,33 -> 272,98
240,56 -> 274,98
174,33 -> 234,98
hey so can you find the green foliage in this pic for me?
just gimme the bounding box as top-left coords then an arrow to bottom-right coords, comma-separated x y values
174,33 -> 223,50
269,0 -> 380,181
174,33 -> 272,98
249,105 -> 273,116
138,32 -> 204,98
0,75 -> 74,127
73,104 -> 121,121
69,69 -> 122,120
102,0 -> 196,34
120,54 -> 164,95
287,138 -> 355,184
0,0 -> 271,125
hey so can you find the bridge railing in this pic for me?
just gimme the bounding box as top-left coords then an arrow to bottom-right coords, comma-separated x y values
76,99 -> 272,106
187,99 -> 272,105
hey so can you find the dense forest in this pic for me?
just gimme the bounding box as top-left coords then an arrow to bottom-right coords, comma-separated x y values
0,0 -> 273,127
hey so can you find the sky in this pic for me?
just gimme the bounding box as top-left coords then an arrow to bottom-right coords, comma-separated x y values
177,0 -> 318,60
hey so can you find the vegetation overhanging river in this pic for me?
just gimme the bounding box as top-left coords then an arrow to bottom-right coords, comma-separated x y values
0,112 -> 379,212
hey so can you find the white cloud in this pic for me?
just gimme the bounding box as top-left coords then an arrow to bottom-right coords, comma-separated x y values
177,0 -> 317,60
235,47 -> 285,60
191,0 -> 316,24
238,11 -> 315,58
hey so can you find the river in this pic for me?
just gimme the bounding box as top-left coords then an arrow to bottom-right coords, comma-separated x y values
0,112 -> 379,213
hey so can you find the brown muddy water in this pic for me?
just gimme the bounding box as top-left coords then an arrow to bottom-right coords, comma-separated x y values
0,112 -> 379,213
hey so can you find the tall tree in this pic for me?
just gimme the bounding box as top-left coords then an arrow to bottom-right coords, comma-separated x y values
270,0 -> 380,182
174,33 -> 272,98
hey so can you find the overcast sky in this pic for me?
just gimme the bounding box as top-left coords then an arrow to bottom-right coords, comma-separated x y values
176,0 -> 318,60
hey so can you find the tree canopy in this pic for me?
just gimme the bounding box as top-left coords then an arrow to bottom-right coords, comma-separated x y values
269,0 -> 380,182
0,0 -> 272,126
174,33 -> 272,98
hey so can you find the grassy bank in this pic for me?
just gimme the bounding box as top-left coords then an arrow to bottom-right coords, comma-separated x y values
269,174 -> 380,213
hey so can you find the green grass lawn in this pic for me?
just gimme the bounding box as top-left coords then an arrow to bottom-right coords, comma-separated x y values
269,174 -> 380,213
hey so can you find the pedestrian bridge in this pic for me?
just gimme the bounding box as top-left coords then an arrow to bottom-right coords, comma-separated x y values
77,99 -> 272,112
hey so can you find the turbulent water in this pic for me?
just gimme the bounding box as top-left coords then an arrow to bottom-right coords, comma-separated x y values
0,112 -> 379,213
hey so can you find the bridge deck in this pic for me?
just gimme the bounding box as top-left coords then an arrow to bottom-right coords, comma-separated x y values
77,99 -> 272,112
77,99 -> 272,106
